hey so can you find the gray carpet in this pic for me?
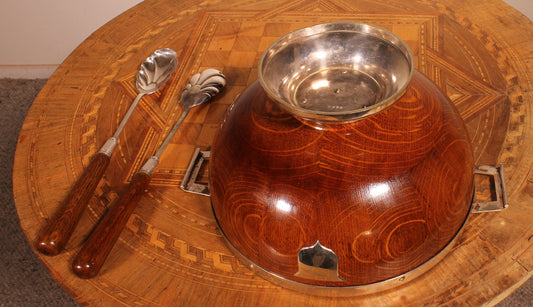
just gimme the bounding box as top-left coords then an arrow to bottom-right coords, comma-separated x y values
0,78 -> 531,306
0,79 -> 79,306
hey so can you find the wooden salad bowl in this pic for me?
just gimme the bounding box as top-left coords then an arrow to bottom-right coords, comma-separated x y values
208,22 -> 488,294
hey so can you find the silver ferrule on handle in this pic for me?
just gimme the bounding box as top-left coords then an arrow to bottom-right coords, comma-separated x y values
139,156 -> 159,175
98,137 -> 118,156
97,92 -> 144,157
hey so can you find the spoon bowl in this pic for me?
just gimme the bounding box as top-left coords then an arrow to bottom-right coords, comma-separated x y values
136,48 -> 178,94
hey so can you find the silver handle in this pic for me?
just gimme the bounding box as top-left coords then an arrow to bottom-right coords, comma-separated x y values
181,149 -> 510,214
180,148 -> 211,196
472,164 -> 509,213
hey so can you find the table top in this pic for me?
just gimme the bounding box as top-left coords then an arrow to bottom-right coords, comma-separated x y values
13,0 -> 533,305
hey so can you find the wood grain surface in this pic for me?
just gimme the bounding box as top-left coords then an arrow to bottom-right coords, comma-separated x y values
210,71 -> 475,287
12,0 -> 533,305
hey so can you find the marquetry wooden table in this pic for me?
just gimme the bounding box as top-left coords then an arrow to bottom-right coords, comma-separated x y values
13,0 -> 533,305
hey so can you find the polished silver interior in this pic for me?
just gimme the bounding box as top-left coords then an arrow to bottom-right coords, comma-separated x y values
258,22 -> 414,122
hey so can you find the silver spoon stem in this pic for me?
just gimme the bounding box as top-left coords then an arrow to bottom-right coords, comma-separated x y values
97,48 -> 178,157
139,69 -> 225,175
113,92 -> 145,139
98,92 -> 145,156
138,108 -> 189,175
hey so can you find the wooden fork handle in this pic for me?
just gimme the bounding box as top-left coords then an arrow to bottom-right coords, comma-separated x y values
35,152 -> 110,256
71,171 -> 152,279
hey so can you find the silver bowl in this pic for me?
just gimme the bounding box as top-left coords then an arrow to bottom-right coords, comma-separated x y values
258,22 -> 415,122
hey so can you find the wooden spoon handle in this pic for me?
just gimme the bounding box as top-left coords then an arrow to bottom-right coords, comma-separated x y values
35,152 -> 111,255
72,171 -> 152,279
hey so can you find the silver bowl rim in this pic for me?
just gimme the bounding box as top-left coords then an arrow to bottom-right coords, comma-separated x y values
257,21 -> 415,122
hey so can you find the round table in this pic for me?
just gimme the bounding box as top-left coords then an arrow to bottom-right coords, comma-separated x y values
13,0 -> 533,305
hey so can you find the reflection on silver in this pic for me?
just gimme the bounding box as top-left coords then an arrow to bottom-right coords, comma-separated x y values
295,241 -> 344,282
258,22 -> 414,122
136,48 -> 179,94
183,68 -> 226,99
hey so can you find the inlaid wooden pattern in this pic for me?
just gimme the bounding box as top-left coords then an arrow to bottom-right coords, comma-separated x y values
12,0 -> 533,305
